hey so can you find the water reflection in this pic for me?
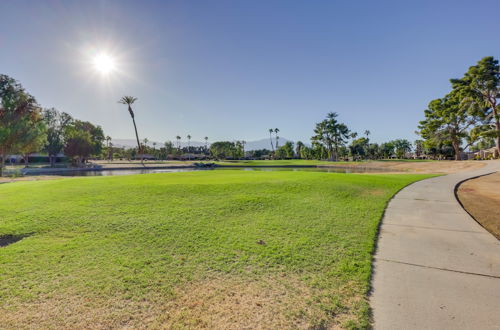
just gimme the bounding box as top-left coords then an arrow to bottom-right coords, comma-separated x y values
27,166 -> 396,177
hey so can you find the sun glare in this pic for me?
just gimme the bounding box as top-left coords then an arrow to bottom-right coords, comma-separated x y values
92,53 -> 117,75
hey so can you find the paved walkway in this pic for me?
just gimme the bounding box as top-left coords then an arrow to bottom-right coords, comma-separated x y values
371,160 -> 500,329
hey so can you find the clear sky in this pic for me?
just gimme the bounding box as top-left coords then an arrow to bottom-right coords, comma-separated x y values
1,0 -> 499,144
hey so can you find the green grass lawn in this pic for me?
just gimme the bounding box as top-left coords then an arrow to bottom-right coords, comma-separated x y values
209,159 -> 435,166
0,171 -> 432,328
210,159 -> 348,166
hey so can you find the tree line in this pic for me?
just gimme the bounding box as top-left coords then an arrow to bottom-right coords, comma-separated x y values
418,56 -> 500,160
0,71 -> 415,169
7,56 -> 496,170
250,114 -> 413,161
206,113 -> 415,161
0,75 -> 105,175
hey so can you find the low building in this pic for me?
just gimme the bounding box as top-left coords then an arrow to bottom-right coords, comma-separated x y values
472,147 -> 498,160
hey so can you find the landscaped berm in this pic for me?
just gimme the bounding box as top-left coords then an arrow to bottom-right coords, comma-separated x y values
0,171 -> 431,328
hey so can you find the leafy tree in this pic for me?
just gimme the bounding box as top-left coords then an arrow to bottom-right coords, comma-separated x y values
366,143 -> 380,160
311,141 -> 328,160
414,140 -> 424,157
275,147 -> 286,159
380,142 -> 395,158
349,137 -> 369,160
300,146 -> 313,159
176,135 -> 181,151
451,56 -> 500,157
311,112 -> 350,160
469,136 -> 495,152
295,141 -> 304,158
210,141 -> 239,160
276,141 -> 294,159
418,91 -> 478,160
241,140 -> 246,157
43,108 -> 73,166
164,141 -> 174,159
19,118 -> 47,167
274,128 -> 280,150
392,139 -> 412,159
247,149 -> 271,159
105,136 -> 112,161
421,139 -> 450,160
234,141 -> 245,159
63,120 -> 105,165
119,96 -> 142,162
0,74 -> 45,175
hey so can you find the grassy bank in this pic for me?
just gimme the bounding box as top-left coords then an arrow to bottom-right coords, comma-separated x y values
210,159 -> 435,166
210,159 -> 342,166
0,171 -> 432,328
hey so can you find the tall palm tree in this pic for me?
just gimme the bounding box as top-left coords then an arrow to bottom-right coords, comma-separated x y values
176,135 -> 181,149
142,138 -> 149,160
274,128 -> 280,149
164,141 -> 173,160
269,128 -> 274,152
105,136 -> 112,162
204,136 -> 209,154
187,135 -> 192,160
109,142 -> 113,161
364,130 -> 371,139
152,142 -> 157,159
119,96 -> 142,163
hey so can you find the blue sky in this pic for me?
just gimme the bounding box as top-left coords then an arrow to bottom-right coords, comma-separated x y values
1,0 -> 499,144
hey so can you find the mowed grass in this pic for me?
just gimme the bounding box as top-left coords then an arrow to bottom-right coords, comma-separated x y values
209,159 -> 436,166
211,159 -> 347,166
0,171 -> 432,328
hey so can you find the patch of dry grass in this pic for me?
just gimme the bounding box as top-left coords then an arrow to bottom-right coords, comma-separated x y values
1,274 -> 362,329
458,171 -> 500,239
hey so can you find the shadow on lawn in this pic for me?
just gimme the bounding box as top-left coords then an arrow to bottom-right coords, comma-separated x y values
0,234 -> 31,248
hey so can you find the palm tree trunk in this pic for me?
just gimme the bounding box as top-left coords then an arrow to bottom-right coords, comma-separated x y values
130,111 -> 142,165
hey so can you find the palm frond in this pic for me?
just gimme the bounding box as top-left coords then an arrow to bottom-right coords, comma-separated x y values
118,96 -> 137,105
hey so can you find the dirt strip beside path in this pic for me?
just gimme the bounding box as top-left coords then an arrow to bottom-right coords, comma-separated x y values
458,172 -> 500,239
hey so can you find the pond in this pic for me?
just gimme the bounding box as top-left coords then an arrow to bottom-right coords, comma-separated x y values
22,166 -> 398,177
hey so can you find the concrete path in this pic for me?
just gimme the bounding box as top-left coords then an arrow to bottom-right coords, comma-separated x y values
371,161 -> 500,330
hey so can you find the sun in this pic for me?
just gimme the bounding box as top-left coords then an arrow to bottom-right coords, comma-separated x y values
92,53 -> 117,75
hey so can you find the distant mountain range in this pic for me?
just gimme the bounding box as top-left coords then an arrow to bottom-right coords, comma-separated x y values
111,137 -> 299,151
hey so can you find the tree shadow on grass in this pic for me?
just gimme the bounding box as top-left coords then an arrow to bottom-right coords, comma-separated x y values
0,234 -> 30,248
